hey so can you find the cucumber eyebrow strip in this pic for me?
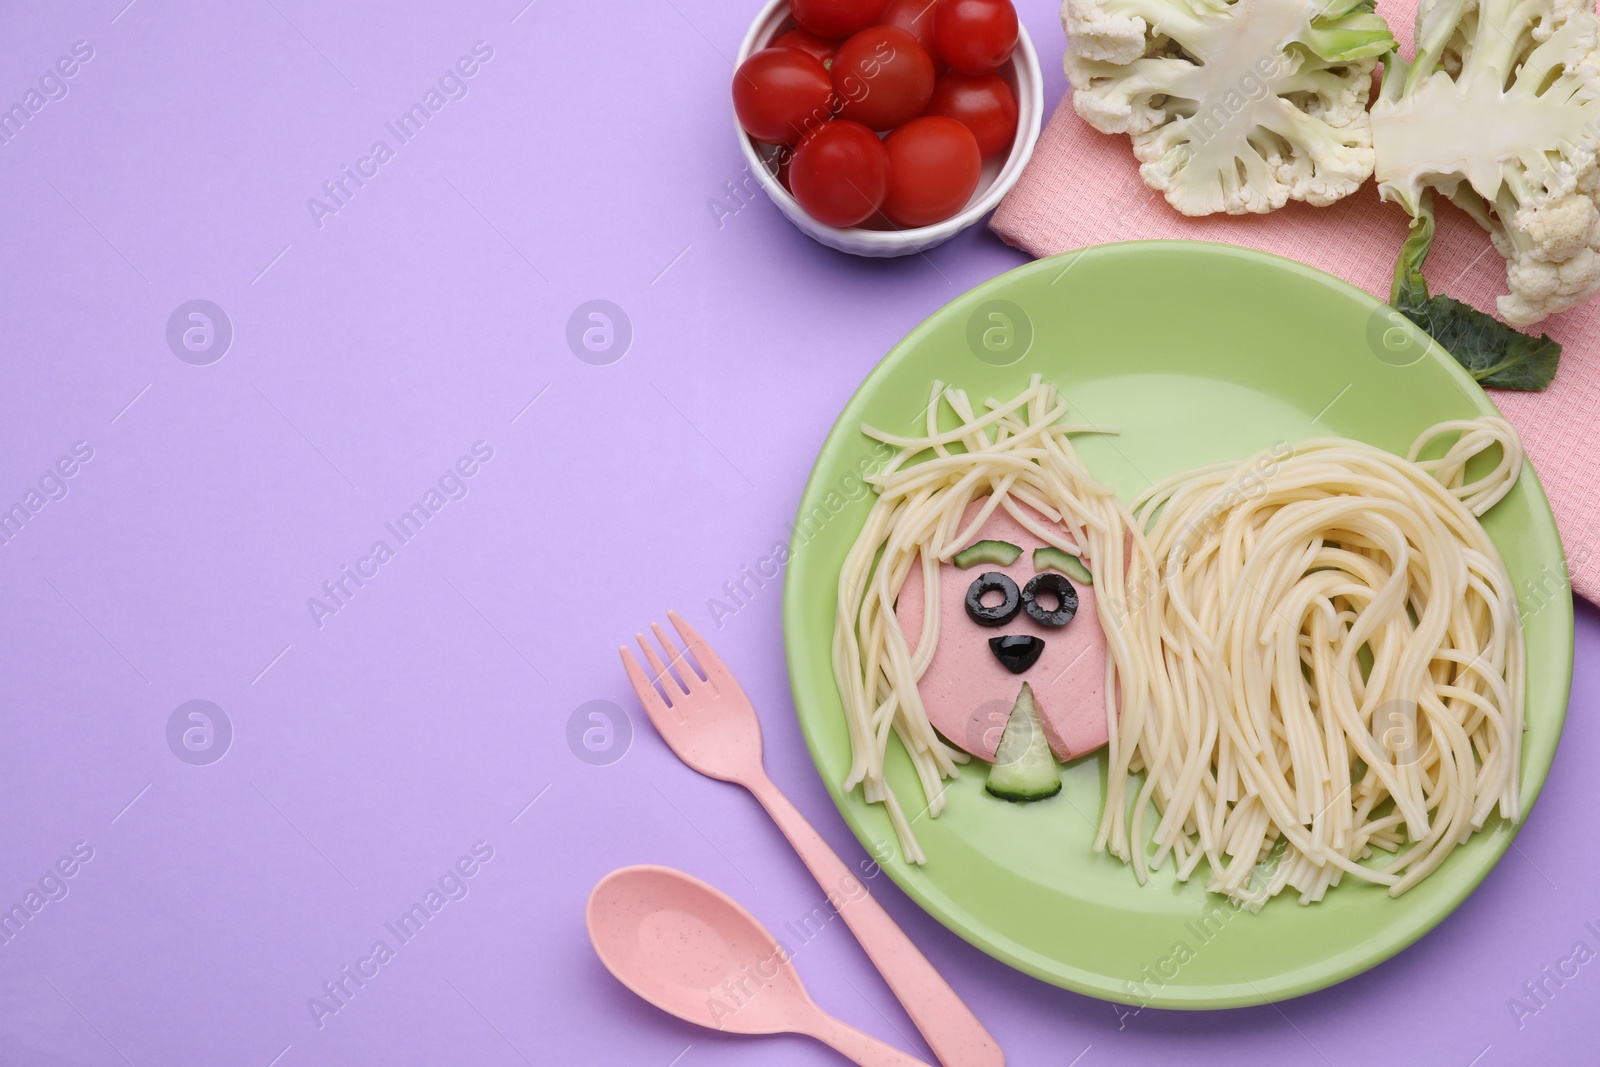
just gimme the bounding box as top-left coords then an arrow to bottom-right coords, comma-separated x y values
975,540 -> 1019,554
951,539 -> 1023,568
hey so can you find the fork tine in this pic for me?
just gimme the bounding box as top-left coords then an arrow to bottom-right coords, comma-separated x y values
635,632 -> 681,696
619,646 -> 675,730
666,610 -> 732,688
650,621 -> 705,692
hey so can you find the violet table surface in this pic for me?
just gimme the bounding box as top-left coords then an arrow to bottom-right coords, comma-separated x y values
0,1 -> 1593,1065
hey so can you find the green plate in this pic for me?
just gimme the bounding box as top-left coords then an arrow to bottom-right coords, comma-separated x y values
782,242 -> 1573,1009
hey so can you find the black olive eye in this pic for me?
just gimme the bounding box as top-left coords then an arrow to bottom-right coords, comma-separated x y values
965,572 -> 1021,627
1022,572 -> 1078,627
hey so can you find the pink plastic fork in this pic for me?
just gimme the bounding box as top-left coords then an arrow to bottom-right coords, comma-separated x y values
620,610 -> 1004,1067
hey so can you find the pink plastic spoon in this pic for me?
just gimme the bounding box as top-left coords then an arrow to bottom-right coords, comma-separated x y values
587,865 -> 932,1066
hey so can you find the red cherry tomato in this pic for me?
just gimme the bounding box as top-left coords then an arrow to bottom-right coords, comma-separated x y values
879,0 -> 940,63
732,48 -> 836,145
923,72 -> 1017,158
933,0 -> 1018,75
790,0 -> 889,38
773,28 -> 839,69
881,116 -> 981,227
832,26 -> 935,131
789,120 -> 891,227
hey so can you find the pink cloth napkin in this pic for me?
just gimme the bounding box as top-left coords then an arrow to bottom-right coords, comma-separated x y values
991,0 -> 1600,602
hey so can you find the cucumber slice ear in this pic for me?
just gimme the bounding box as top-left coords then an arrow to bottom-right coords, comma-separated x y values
985,682 -> 1062,802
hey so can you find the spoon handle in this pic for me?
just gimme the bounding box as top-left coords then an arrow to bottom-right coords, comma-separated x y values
746,773 -> 1004,1067
809,1012 -> 935,1066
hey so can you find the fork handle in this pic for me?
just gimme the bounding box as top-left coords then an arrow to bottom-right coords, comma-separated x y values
807,1011 -> 936,1066
746,773 -> 1005,1067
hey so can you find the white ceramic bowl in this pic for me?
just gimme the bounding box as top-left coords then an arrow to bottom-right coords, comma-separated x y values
735,0 -> 1044,258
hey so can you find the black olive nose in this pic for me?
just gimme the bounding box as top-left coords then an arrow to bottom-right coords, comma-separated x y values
989,635 -> 1045,674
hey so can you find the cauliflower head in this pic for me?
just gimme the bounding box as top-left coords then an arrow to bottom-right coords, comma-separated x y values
1371,0 -> 1600,326
1062,0 -> 1396,215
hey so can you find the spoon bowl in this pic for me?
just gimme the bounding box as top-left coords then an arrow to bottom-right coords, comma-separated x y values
587,865 -> 932,1066
587,864 -> 809,1035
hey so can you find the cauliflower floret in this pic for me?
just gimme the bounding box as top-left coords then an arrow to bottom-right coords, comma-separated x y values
1499,192 -> 1600,324
1063,4 -> 1152,63
1061,0 -> 1395,215
1372,0 -> 1600,325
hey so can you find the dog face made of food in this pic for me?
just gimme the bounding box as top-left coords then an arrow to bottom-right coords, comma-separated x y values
894,500 -> 1110,763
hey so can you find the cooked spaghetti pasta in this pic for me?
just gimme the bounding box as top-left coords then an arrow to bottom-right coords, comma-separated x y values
1113,417 -> 1524,905
833,376 -> 1525,906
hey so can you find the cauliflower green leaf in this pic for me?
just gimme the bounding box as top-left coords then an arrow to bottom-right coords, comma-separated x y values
1062,0 -> 1396,216
1393,193 -> 1561,390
